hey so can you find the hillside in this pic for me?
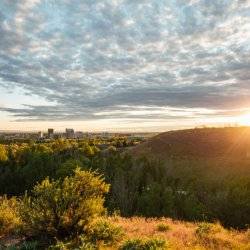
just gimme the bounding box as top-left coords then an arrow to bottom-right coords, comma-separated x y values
131,127 -> 250,159
110,216 -> 250,250
2,217 -> 249,249
0,128 -> 249,249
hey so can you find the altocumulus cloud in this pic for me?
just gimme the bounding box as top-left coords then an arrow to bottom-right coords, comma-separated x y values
0,0 -> 250,122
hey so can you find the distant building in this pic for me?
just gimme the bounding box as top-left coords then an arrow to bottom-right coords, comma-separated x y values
48,128 -> 54,139
66,128 -> 75,139
75,131 -> 84,139
38,131 -> 43,139
101,132 -> 110,138
54,133 -> 63,139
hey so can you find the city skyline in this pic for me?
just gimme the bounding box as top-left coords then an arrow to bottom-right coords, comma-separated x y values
1,1 -> 250,131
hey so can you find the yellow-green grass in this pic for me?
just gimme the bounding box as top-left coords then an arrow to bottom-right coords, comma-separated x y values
106,216 -> 250,250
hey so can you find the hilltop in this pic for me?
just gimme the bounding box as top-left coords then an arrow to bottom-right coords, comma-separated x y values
130,127 -> 250,159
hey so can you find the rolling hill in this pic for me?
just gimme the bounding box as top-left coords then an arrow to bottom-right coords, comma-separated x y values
130,127 -> 250,159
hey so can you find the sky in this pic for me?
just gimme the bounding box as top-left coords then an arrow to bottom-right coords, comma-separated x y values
1,0 -> 250,132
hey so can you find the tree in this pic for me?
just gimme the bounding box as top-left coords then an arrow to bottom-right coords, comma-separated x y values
19,168 -> 109,239
55,159 -> 84,178
0,145 -> 8,162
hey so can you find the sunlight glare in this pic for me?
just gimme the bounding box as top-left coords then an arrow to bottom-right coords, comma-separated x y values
237,113 -> 250,125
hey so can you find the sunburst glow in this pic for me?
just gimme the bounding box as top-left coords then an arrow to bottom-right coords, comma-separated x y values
1,1 -> 250,131
237,113 -> 250,126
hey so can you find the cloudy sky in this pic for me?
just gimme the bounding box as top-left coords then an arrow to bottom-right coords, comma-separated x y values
1,0 -> 250,132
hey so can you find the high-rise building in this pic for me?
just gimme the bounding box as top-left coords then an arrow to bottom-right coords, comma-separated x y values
66,128 -> 75,139
38,131 -> 43,139
48,128 -> 54,138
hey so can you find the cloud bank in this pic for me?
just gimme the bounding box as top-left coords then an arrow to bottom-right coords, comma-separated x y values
0,0 -> 250,124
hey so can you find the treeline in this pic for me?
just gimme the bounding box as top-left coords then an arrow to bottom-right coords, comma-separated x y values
0,140 -> 249,229
93,153 -> 250,229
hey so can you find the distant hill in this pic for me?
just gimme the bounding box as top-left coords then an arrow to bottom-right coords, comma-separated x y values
130,127 -> 250,159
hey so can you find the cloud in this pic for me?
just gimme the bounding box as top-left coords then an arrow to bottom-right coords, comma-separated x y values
0,0 -> 250,122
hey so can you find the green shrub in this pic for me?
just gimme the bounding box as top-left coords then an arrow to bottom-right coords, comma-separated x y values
195,222 -> 212,238
78,235 -> 96,250
143,238 -> 167,249
0,144 -> 8,162
5,247 -> 18,250
55,159 -> 82,178
19,168 -> 109,239
120,239 -> 143,250
19,241 -> 38,250
6,241 -> 38,250
48,236 -> 96,250
156,223 -> 170,232
87,219 -> 124,245
120,238 -> 167,250
0,196 -> 21,236
48,240 -> 73,250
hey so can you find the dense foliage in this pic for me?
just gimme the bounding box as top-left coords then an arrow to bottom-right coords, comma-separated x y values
0,196 -> 21,236
120,238 -> 167,250
0,130 -> 249,230
93,153 -> 250,229
19,168 -> 109,239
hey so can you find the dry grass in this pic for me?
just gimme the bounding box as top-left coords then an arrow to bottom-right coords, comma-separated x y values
107,216 -> 250,250
1,216 -> 249,249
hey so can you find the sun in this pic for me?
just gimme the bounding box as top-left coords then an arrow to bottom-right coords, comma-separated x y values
237,113 -> 250,126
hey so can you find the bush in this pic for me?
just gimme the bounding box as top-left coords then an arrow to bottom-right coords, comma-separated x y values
120,239 -> 142,250
48,236 -> 96,250
55,159 -> 82,178
195,222 -> 234,249
19,168 -> 109,239
195,222 -> 212,238
87,219 -> 124,245
0,196 -> 21,236
0,144 -> 8,162
6,241 -> 38,250
120,238 -> 167,250
48,241 -> 69,250
156,223 -> 170,232
48,240 -> 75,250
143,238 -> 167,249
78,235 -> 97,250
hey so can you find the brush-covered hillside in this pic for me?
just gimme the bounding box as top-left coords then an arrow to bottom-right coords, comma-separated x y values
110,217 -> 250,250
0,129 -> 249,249
131,127 -> 250,159
124,127 -> 250,230
1,216 -> 250,249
